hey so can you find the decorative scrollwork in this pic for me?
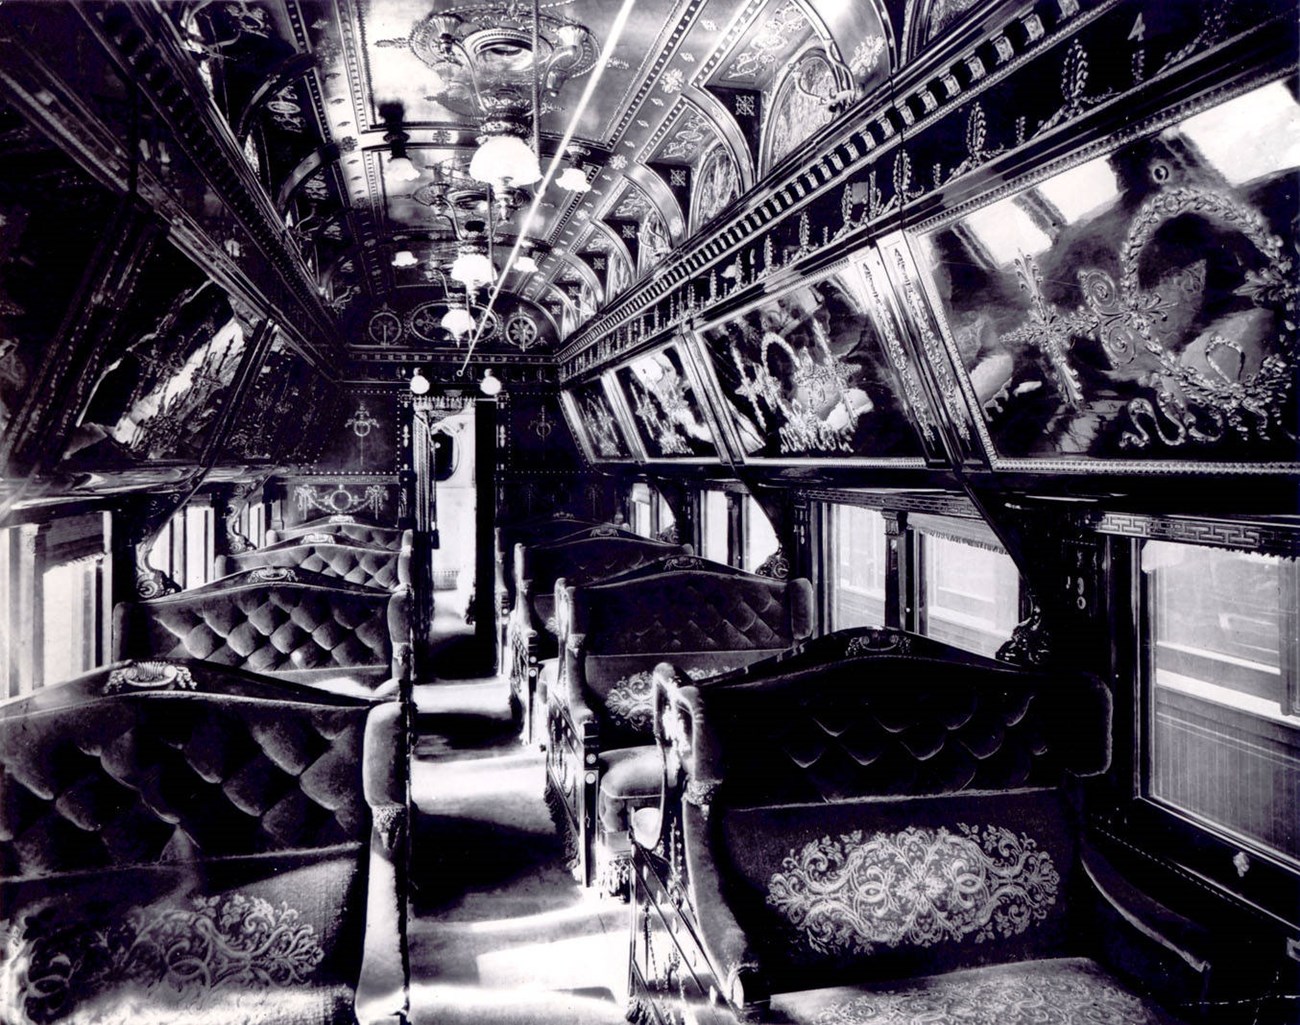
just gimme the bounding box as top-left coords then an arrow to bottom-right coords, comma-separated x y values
105,660 -> 196,693
767,824 -> 1059,955
13,893 -> 324,1023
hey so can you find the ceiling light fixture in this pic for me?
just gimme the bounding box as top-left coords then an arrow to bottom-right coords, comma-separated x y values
409,368 -> 431,395
555,166 -> 590,192
450,240 -> 494,289
458,0 -> 640,372
441,305 -> 476,340
479,369 -> 503,396
514,254 -> 538,274
383,127 -> 421,182
392,250 -> 418,268
468,91 -> 542,188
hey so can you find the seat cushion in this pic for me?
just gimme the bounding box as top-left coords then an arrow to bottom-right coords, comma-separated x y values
597,745 -> 661,833
769,957 -> 1183,1024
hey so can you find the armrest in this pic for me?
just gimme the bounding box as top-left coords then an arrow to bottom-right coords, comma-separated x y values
357,701 -> 409,1025
682,802 -> 770,1011
1081,842 -> 1213,975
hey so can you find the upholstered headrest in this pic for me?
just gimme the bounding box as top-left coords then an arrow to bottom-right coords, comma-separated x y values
0,661 -> 385,880
515,532 -> 685,593
215,539 -> 410,591
682,656 -> 1111,806
112,578 -> 407,687
565,564 -> 813,655
266,518 -> 412,551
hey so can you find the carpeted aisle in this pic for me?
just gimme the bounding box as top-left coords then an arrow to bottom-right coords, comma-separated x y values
408,676 -> 630,1025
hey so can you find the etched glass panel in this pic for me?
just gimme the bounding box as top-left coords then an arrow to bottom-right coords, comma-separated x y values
614,344 -> 719,459
697,265 -> 926,461
915,80 -> 1300,467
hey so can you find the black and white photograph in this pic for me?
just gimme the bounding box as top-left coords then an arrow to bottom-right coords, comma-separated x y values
0,2 -> 1296,1024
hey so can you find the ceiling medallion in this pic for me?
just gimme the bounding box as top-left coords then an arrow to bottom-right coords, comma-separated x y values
408,5 -> 600,117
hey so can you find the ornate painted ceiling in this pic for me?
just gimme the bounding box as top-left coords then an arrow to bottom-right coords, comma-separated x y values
184,0 -> 907,352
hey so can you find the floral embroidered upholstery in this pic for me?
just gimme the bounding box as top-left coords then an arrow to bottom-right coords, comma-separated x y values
216,537 -> 411,591
603,664 -> 727,733
770,959 -> 1182,1025
112,570 -> 409,699
767,824 -> 1061,957
0,663 -> 409,1025
267,518 -> 412,551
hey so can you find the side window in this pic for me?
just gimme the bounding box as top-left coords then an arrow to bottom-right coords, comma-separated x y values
2,512 -> 111,697
741,497 -> 779,573
916,531 -> 1020,657
824,504 -> 886,629
701,490 -> 729,564
1141,541 -> 1298,862
630,483 -> 654,538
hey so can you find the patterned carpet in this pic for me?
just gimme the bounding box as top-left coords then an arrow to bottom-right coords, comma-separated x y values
408,675 -> 629,1025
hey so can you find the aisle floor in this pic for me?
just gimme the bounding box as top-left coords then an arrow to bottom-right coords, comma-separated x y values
408,675 -> 630,1025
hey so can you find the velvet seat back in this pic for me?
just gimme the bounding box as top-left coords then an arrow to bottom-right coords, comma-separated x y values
216,535 -> 411,591
113,570 -> 409,698
562,558 -> 813,749
0,662 -> 406,1024
516,528 -> 688,635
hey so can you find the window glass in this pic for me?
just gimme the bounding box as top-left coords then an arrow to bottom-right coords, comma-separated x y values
0,529 -> 10,698
742,497 -> 779,573
827,505 -> 886,628
42,558 -> 101,685
656,493 -> 674,538
919,534 -> 1019,657
702,490 -> 728,563
148,517 -> 178,587
1143,541 -> 1298,862
630,483 -> 654,538
185,505 -> 212,586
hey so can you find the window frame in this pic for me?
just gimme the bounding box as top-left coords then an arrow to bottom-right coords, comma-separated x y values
1108,531 -> 1300,929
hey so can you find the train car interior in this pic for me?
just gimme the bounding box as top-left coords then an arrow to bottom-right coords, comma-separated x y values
0,1 -> 1296,1023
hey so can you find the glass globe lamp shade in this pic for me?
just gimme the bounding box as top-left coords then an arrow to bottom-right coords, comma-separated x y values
391,250 -> 418,268
409,369 -> 431,395
555,166 -> 590,192
479,369 -> 503,396
514,255 -> 538,274
469,135 -> 541,187
441,307 -> 476,339
450,251 -> 494,289
387,155 -> 421,182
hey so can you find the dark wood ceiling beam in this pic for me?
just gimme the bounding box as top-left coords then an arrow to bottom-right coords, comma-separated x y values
76,2 -> 342,367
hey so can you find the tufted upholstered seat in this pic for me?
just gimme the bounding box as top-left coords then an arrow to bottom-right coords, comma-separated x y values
0,660 -> 408,1025
507,526 -> 688,743
215,535 -> 412,591
546,555 -> 812,893
266,516 -> 413,551
627,628 -> 1205,1025
112,569 -> 410,701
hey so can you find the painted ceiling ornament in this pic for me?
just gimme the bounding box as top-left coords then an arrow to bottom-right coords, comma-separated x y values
767,52 -> 837,170
725,2 -> 808,80
659,108 -> 712,163
661,67 -> 685,94
850,35 -> 887,77
767,824 -> 1060,956
693,147 -> 740,228
407,4 -> 600,119
295,483 -> 387,518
